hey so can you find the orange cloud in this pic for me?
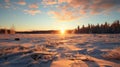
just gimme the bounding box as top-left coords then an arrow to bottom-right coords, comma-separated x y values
17,0 -> 26,5
48,10 -> 79,22
69,0 -> 89,8
89,0 -> 118,14
24,9 -> 41,15
42,0 -> 57,5
4,0 -> 10,3
47,0 -> 120,21
28,4 -> 39,8
79,10 -> 86,15
58,0 -> 72,4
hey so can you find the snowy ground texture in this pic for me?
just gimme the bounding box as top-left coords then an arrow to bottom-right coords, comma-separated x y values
0,34 -> 120,67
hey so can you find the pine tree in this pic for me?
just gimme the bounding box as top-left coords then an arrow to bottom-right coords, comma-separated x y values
74,20 -> 120,34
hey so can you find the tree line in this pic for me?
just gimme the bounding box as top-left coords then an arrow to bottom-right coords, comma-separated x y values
0,25 -> 15,34
74,20 -> 120,34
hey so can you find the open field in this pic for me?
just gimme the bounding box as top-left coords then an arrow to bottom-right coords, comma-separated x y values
0,34 -> 120,67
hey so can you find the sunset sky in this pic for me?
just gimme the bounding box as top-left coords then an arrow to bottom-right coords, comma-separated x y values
0,0 -> 120,31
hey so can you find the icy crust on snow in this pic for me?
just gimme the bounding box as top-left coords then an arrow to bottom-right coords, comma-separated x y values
0,34 -> 120,67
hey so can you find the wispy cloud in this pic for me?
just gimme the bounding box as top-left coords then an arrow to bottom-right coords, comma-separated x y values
0,4 -> 2,7
42,0 -> 57,5
48,10 -> 79,22
4,0 -> 11,8
24,9 -> 41,15
46,0 -> 120,21
64,0 -> 120,14
28,4 -> 39,8
2,0 -> 120,22
17,0 -> 26,5
4,0 -> 10,3
4,5 -> 9,8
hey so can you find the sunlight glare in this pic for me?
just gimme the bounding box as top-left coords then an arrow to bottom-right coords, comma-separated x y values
60,28 -> 66,34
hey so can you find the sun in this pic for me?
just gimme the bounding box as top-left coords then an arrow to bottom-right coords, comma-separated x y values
60,28 -> 66,34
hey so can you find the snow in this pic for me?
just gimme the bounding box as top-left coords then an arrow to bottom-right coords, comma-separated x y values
0,34 -> 120,67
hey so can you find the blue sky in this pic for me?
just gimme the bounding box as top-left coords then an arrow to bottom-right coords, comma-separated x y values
0,0 -> 120,31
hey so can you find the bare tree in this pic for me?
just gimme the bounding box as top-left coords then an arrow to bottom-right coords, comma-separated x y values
10,25 -> 15,34
5,28 -> 8,34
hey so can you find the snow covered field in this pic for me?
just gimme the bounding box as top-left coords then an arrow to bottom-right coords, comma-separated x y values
0,34 -> 120,67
